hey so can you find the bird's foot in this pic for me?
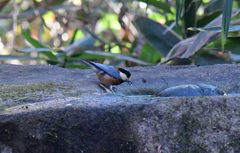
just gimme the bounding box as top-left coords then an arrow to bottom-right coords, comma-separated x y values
112,87 -> 117,92
110,85 -> 117,94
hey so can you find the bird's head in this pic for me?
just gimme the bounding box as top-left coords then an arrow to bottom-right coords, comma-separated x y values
119,68 -> 132,85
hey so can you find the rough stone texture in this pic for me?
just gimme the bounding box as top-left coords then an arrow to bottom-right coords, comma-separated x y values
0,64 -> 240,153
159,84 -> 227,97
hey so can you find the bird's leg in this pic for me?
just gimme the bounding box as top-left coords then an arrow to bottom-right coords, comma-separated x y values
109,85 -> 116,94
99,83 -> 110,93
99,83 -> 115,94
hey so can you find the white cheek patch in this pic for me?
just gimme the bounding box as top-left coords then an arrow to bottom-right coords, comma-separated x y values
120,71 -> 128,81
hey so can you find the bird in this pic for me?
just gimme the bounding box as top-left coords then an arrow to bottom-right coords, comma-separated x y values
79,60 -> 132,94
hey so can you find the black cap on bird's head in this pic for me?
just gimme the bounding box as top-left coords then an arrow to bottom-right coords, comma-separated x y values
119,68 -> 132,85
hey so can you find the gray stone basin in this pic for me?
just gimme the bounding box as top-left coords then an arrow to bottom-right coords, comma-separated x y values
0,64 -> 240,152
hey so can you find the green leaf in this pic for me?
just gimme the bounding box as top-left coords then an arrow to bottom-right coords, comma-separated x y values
176,0 -> 185,26
187,25 -> 240,32
222,0 -> 234,51
21,29 -> 57,60
205,37 -> 240,53
136,0 -> 172,14
139,43 -> 161,63
22,30 -> 47,48
134,16 -> 181,56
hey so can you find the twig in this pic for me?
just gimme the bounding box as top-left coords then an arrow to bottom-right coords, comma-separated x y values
11,0 -> 18,54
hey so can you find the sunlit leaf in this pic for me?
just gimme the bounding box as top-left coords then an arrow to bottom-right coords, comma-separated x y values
139,43 -> 161,63
70,29 -> 85,44
97,13 -> 121,31
134,16 -> 181,56
222,0 -> 234,50
136,0 -> 172,14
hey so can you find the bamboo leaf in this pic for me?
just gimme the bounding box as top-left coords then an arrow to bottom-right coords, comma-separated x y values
184,0 -> 197,37
22,30 -> 47,48
176,0 -> 185,26
187,25 -> 240,32
84,50 -> 152,65
134,16 -> 181,56
181,9 -> 240,58
21,29 -> 57,60
221,0 -> 234,51
160,9 -> 240,64
16,48 -> 64,52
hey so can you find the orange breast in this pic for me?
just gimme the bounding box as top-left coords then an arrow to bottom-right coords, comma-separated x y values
96,72 -> 122,86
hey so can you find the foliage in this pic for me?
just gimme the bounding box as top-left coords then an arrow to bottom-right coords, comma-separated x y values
0,0 -> 240,67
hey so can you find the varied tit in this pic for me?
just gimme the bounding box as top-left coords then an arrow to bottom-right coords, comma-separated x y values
79,60 -> 132,94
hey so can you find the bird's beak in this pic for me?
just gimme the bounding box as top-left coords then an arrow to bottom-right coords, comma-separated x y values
127,81 -> 132,86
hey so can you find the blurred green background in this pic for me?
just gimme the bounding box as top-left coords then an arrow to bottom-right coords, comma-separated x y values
0,0 -> 240,68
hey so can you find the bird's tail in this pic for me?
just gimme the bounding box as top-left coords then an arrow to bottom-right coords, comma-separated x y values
79,60 -> 98,71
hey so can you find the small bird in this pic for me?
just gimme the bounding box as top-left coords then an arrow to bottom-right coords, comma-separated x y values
79,60 -> 132,94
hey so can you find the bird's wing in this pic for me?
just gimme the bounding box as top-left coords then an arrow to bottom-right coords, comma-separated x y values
80,60 -> 121,79
89,61 -> 121,79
